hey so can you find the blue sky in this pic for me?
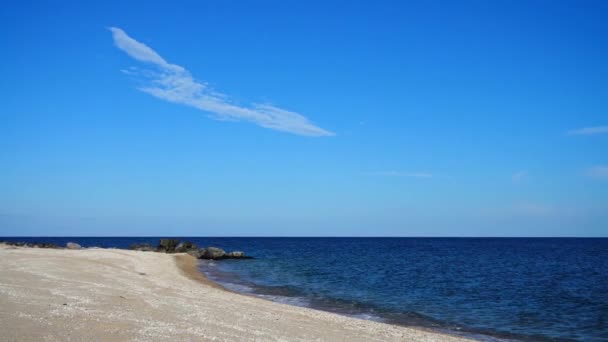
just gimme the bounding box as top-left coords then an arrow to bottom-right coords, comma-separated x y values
1,0 -> 607,236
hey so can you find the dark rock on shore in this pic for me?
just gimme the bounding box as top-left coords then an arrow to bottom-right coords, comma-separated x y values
226,251 -> 248,258
201,247 -> 226,260
2,239 -> 253,260
187,249 -> 204,259
175,241 -> 198,253
1,241 -> 60,249
129,243 -> 155,252
195,248 -> 252,260
38,243 -> 60,249
156,239 -> 198,253
157,239 -> 180,253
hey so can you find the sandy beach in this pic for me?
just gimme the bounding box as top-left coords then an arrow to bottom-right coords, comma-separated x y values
0,244 -> 470,341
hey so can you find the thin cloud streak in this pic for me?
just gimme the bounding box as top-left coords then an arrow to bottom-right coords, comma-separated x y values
587,166 -> 608,179
512,170 -> 527,184
567,126 -> 608,136
109,27 -> 333,137
369,171 -> 433,178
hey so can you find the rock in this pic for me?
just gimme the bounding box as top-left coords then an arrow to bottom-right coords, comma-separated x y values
187,248 -> 204,259
157,239 -> 180,253
200,247 -> 226,260
130,243 -> 155,252
66,242 -> 81,249
227,251 -> 246,258
175,241 -> 198,253
188,248 -> 253,260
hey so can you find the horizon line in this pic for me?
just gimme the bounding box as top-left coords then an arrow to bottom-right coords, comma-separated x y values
2,235 -> 606,239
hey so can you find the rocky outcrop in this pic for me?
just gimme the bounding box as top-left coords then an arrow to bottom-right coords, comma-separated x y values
226,251 -> 247,259
66,242 -> 82,249
196,248 -> 252,260
187,249 -> 204,259
157,239 -> 180,253
201,247 -> 226,260
1,239 -> 252,260
129,243 -> 155,252
156,239 -> 199,253
1,241 -> 60,249
175,241 -> 197,253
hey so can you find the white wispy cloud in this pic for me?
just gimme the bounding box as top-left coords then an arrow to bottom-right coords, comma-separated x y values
109,27 -> 333,137
368,171 -> 433,178
512,170 -> 528,184
587,166 -> 608,179
567,126 -> 608,136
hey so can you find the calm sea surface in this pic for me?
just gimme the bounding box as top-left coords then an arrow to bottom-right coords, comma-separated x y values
3,237 -> 607,341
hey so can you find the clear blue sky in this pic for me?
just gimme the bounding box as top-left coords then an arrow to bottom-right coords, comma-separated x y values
1,0 -> 607,236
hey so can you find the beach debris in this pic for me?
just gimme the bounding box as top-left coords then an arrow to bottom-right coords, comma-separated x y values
66,242 -> 82,249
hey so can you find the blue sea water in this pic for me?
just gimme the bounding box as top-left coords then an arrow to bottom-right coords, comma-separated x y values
2,237 -> 607,341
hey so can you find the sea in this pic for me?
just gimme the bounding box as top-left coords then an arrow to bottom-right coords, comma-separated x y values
2,237 -> 606,341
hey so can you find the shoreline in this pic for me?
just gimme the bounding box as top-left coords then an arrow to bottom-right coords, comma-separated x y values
174,254 -> 227,291
178,254 -> 480,341
0,244 -> 472,341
